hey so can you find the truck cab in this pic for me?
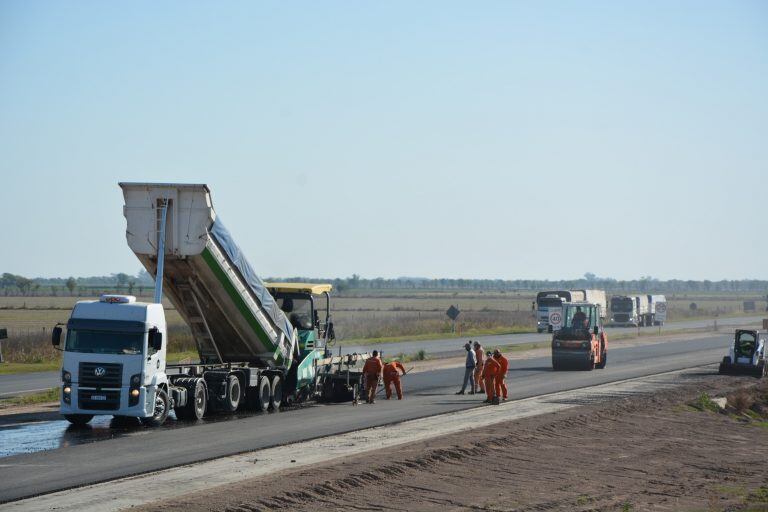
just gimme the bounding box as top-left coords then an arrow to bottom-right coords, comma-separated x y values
266,283 -> 336,399
52,295 -> 169,426
610,295 -> 638,327
552,302 -> 608,370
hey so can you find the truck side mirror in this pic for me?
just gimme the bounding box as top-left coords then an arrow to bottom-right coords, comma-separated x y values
149,328 -> 163,351
313,310 -> 320,328
52,326 -> 62,347
327,321 -> 335,341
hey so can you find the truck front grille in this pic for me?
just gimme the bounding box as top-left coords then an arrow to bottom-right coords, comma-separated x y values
78,389 -> 121,410
79,362 -> 122,388
614,314 -> 630,323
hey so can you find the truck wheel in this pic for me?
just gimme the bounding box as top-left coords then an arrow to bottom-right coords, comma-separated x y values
270,375 -> 283,410
141,388 -> 169,427
175,379 -> 207,421
221,375 -> 242,413
586,353 -> 595,371
552,357 -> 560,371
64,414 -> 93,426
253,376 -> 270,412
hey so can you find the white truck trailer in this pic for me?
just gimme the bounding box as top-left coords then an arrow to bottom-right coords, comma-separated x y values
647,294 -> 667,326
581,289 -> 607,320
52,183 -> 368,426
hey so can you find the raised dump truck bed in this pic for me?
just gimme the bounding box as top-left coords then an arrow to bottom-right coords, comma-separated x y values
120,183 -> 295,366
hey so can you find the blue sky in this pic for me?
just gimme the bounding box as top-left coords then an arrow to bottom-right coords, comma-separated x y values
1,1 -> 766,280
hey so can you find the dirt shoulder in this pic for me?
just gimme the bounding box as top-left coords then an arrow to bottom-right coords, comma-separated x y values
138,375 -> 768,512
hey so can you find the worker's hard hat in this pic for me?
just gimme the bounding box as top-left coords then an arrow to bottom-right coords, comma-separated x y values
493,349 -> 501,355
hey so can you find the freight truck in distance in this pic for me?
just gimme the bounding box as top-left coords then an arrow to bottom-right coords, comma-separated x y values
534,289 -> 607,332
534,290 -> 586,332
52,183 -> 369,426
609,294 -> 666,327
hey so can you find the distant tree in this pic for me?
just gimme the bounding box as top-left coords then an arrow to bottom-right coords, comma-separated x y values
128,280 -> 136,295
51,285 -> 59,296
114,273 -> 130,289
65,277 -> 77,296
14,276 -> 32,295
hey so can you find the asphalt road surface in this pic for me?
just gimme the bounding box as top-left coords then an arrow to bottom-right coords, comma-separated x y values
0,332 -> 736,503
0,315 -> 758,398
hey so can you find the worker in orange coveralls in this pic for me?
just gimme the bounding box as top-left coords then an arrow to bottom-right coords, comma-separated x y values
493,349 -> 509,401
362,350 -> 384,404
473,341 -> 485,393
383,360 -> 407,400
481,351 -> 501,404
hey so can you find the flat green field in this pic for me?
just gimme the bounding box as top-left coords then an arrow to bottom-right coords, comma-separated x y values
0,290 -> 762,342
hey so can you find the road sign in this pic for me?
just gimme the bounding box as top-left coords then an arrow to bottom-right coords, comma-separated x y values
446,305 -> 460,321
656,303 -> 667,313
549,310 -> 563,330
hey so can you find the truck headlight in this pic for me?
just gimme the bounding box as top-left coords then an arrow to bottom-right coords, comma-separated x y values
62,370 -> 71,383
129,374 -> 142,406
63,385 -> 71,404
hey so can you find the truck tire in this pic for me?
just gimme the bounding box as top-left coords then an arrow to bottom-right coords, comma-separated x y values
141,388 -> 169,427
175,379 -> 207,421
270,375 -> 283,410
64,414 -> 93,426
251,376 -> 270,412
552,357 -> 560,371
586,353 -> 595,371
221,375 -> 242,413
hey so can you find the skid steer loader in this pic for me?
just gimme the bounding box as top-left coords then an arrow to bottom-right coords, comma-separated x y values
718,329 -> 766,378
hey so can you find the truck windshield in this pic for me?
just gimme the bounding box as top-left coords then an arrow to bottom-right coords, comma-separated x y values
611,300 -> 633,312
537,298 -> 563,308
65,329 -> 144,355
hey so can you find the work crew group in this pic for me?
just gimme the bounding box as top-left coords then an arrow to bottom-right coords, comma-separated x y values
360,342 -> 509,405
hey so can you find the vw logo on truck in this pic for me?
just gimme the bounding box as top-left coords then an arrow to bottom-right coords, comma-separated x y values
94,367 -> 106,377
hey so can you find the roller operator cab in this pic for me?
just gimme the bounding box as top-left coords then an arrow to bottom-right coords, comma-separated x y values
551,302 -> 608,371
52,295 -> 169,426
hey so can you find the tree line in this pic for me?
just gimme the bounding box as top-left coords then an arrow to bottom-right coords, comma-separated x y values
2,271 -> 767,296
269,274 -> 768,294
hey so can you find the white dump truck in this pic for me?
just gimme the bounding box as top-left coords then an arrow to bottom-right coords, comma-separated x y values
53,183 -> 368,426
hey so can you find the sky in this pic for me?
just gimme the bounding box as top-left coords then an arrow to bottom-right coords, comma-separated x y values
0,1 -> 766,281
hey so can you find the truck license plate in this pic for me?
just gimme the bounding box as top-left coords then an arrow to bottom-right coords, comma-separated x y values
90,395 -> 107,401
